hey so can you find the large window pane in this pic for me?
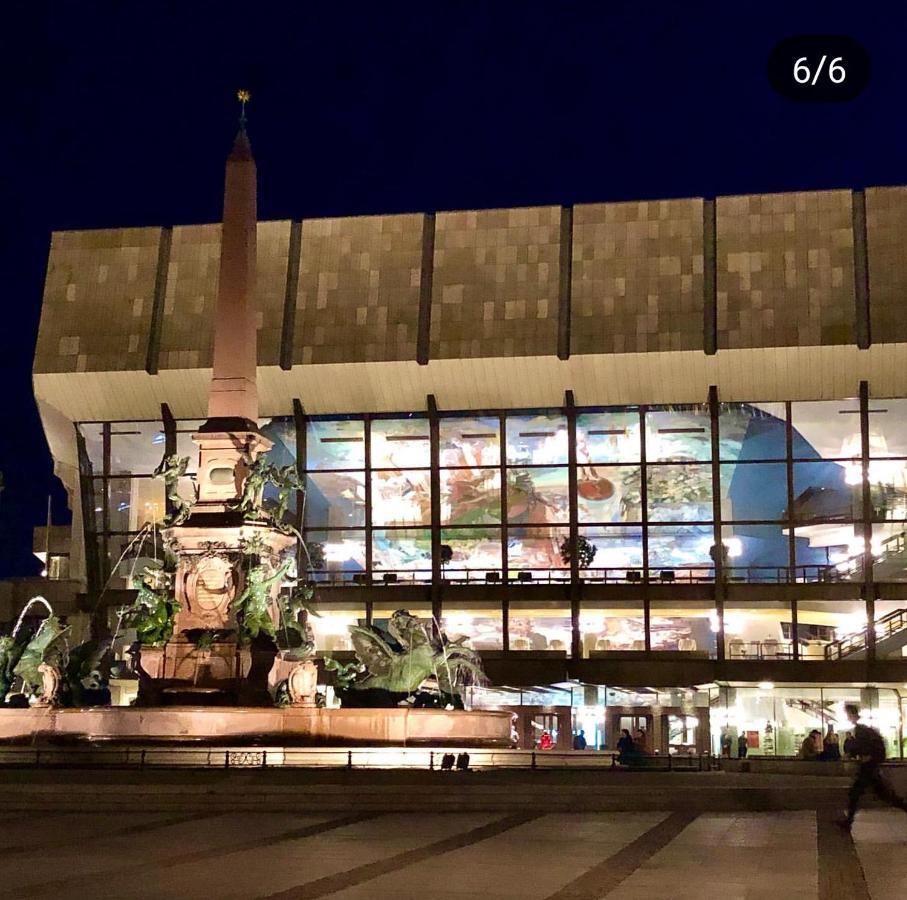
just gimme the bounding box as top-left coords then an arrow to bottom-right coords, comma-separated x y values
577,465 -> 641,523
791,461 -> 858,521
509,600 -> 571,653
440,528 -> 502,578
108,477 -> 165,532
800,600 -> 868,661
647,525 -> 713,575
109,422 -> 165,475
507,467 -> 569,523
791,399 -> 860,460
439,416 -> 500,467
304,530 -> 366,580
311,603 -> 366,652
79,424 -> 105,474
371,470 -> 431,526
718,402 -> 787,461
870,481 -> 907,522
794,528 -> 858,581
371,528 -> 431,576
869,398 -> 907,459
579,526 -> 643,579
650,600 -> 715,656
720,462 -> 788,521
106,532 -> 160,588
306,419 -> 365,470
507,526 -> 569,575
576,411 -> 641,463
721,524 -> 790,582
645,406 -> 711,462
441,600 -> 503,650
260,417 -> 296,468
304,472 -> 366,528
581,600 -> 645,654
371,418 -> 430,468
505,413 -> 568,465
647,464 -> 712,521
440,468 -> 501,524
724,600 -> 793,660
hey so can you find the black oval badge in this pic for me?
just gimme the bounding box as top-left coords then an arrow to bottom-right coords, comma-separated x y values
768,35 -> 870,102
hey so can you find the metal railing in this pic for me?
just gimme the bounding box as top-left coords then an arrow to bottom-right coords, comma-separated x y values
726,640 -> 795,660
0,745 -> 713,771
825,607 -> 907,660
309,564 -> 846,587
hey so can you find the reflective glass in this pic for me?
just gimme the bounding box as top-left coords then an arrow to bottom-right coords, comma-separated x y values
371,470 -> 431,526
646,464 -> 712,521
439,416 -> 500,466
305,419 -> 365,470
791,399 -> 861,460
304,530 -> 366,580
649,600 -> 715,656
107,477 -> 165,532
718,402 -> 786,461
507,526 -> 570,574
440,468 -> 501,525
310,603 -> 366,652
109,422 -> 166,475
371,418 -> 430,468
505,413 -> 568,465
509,600 -> 572,653
579,526 -> 643,575
720,462 -> 788,521
577,465 -> 641,522
78,424 -> 105,475
304,472 -> 366,528
440,528 -> 503,576
868,399 -> 907,458
507,467 -> 569,523
724,600 -> 793,661
371,528 -> 432,574
645,406 -> 711,462
580,599 -> 645,654
576,411 -> 641,463
791,461 -> 858,522
647,524 -> 714,572
442,600 -> 503,650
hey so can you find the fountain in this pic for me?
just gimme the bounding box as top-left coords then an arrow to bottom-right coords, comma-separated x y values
0,99 -> 512,748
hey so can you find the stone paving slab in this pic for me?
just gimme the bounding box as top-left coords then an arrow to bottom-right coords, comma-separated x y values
0,808 -> 905,899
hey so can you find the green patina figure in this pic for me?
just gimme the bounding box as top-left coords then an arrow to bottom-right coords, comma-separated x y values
119,564 -> 179,646
345,609 -> 485,696
153,454 -> 192,525
232,559 -> 292,643
0,636 -> 24,703
237,456 -> 301,532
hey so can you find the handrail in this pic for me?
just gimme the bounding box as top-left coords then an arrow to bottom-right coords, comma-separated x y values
309,563 -> 840,588
824,606 -> 907,660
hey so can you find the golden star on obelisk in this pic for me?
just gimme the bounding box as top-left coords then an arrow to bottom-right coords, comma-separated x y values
237,89 -> 251,127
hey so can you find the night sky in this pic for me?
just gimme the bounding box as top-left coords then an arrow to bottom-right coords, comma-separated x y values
2,1 -> 906,577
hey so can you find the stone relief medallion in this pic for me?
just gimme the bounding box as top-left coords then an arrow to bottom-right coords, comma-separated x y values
187,555 -> 236,617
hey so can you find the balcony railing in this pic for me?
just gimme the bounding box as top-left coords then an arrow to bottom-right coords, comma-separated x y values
824,607 -> 907,660
307,563 -> 841,587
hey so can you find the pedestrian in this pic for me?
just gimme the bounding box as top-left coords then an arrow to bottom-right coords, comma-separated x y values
799,729 -> 822,760
617,728 -> 635,765
839,703 -> 907,829
737,733 -> 748,759
721,729 -> 733,757
634,728 -> 648,755
573,729 -> 587,750
843,731 -> 856,758
821,725 -> 841,761
538,730 -> 554,751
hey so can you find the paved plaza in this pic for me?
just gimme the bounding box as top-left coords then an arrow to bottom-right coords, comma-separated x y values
0,806 -> 904,899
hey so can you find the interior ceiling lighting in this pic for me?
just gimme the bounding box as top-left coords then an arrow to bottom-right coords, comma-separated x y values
757,681 -> 775,691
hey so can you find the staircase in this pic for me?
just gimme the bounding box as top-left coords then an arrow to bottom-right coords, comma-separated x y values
824,607 -> 907,660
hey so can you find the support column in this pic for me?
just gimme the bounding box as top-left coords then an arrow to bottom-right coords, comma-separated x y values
703,199 -> 717,355
566,390 -> 581,659
557,206 -> 574,361
708,386 -> 725,661
500,413 -> 509,650
279,221 -> 303,371
161,403 -> 177,520
852,190 -> 871,350
145,226 -> 172,376
364,414 -> 373,583
75,427 -> 101,600
416,214 -> 436,366
860,380 -> 876,659
428,394 -> 442,624
639,407 -> 651,651
785,401 -> 799,660
293,398 -> 307,567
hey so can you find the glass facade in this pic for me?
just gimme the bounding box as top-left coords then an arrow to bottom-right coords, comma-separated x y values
78,397 -> 907,663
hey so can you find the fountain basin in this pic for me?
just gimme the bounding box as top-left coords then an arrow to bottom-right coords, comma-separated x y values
0,706 -> 515,747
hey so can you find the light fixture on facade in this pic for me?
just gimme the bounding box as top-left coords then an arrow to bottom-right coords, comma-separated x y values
757,681 -> 774,691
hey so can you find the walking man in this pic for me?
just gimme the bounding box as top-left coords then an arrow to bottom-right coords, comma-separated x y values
839,703 -> 907,829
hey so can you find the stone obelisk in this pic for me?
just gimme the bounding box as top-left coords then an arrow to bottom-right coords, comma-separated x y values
140,95 -> 293,700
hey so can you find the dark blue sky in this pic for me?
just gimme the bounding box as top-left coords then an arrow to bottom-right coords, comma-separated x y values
1,1 -> 905,576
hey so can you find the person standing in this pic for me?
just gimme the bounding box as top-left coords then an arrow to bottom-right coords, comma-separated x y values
799,729 -> 822,760
573,729 -> 587,750
617,728 -> 635,765
839,703 -> 907,829
821,725 -> 841,761
737,733 -> 748,759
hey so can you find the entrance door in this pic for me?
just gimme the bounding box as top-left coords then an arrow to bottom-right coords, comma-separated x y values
667,714 -> 698,755
609,712 -> 654,751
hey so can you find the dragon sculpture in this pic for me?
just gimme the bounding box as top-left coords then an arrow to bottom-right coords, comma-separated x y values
336,609 -> 485,698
